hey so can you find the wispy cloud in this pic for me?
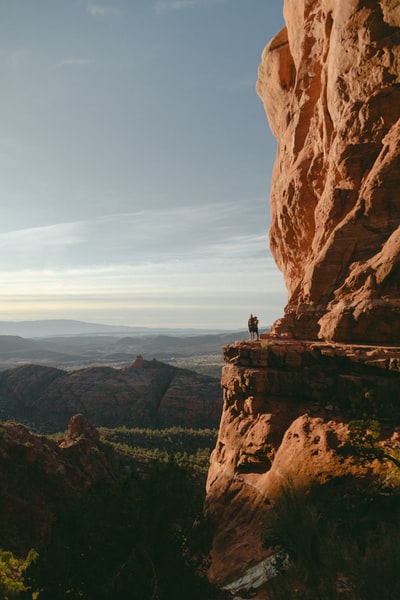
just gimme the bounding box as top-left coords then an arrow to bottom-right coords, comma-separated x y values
0,201 -> 269,270
0,222 -> 85,270
154,0 -> 223,13
0,258 -> 286,329
87,3 -> 121,17
0,202 -> 285,328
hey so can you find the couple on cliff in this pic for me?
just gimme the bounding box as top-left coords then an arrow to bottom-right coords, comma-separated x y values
248,314 -> 259,341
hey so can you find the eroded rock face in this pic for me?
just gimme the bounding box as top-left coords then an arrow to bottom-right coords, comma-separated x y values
64,413 -> 100,444
257,0 -> 400,343
205,3 -> 400,592
205,340 -> 400,587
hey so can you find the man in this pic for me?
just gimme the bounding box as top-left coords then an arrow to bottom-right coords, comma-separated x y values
248,314 -> 256,340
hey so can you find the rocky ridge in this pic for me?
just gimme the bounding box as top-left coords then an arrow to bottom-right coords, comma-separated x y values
0,357 -> 222,433
0,415 -> 118,553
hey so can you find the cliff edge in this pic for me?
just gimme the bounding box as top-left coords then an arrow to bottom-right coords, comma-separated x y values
205,340 -> 400,590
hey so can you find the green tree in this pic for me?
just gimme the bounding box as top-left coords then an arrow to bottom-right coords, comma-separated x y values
340,419 -> 400,469
0,549 -> 38,599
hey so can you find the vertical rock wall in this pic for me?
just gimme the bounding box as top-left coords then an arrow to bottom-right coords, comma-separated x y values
257,0 -> 400,342
205,1 -> 400,594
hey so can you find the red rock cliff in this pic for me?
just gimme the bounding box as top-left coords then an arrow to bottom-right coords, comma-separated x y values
205,340 -> 400,590
257,0 -> 400,343
205,2 -> 400,596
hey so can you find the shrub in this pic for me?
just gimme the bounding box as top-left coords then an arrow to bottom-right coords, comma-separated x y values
0,549 -> 38,599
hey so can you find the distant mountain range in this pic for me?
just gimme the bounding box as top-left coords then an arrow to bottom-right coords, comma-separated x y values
0,329 -> 251,372
0,332 -> 247,366
0,319 -> 241,338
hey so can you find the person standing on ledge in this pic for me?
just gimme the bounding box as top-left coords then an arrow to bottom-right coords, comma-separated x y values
248,314 -> 259,340
248,314 -> 255,340
254,315 -> 259,341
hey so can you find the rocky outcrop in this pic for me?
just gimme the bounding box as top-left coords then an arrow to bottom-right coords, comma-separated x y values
0,416 -> 118,553
256,0 -> 400,343
63,412 -> 101,444
0,358 -> 222,433
205,339 -> 400,590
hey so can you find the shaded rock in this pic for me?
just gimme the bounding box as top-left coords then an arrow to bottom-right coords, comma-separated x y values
0,416 -> 118,553
0,359 -> 222,433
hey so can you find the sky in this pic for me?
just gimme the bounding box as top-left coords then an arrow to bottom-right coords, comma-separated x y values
1,0 -> 287,331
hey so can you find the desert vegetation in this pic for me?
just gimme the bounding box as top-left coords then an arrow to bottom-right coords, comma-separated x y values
263,448 -> 400,599
0,549 -> 38,599
20,460 -> 221,600
98,425 -> 218,476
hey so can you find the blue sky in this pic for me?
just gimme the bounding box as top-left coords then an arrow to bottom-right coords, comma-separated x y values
1,0 -> 286,330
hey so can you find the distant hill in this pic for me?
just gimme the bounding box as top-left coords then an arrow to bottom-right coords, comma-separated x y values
0,319 -> 240,338
0,335 -> 41,352
0,329 -> 251,371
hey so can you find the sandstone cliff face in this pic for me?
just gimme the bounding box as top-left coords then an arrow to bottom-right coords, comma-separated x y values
0,358 -> 222,433
257,0 -> 400,343
205,2 -> 400,594
205,340 -> 400,589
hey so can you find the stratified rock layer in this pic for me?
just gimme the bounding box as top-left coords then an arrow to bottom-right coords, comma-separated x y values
205,339 -> 400,587
257,0 -> 400,343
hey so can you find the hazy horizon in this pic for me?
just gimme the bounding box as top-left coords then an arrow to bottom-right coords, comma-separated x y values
0,316 -> 262,331
1,1 -> 287,330
0,317 -> 258,340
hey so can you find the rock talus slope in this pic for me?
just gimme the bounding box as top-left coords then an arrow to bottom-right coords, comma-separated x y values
257,0 -> 400,343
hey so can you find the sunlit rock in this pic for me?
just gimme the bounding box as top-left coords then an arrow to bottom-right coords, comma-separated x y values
256,0 -> 400,343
